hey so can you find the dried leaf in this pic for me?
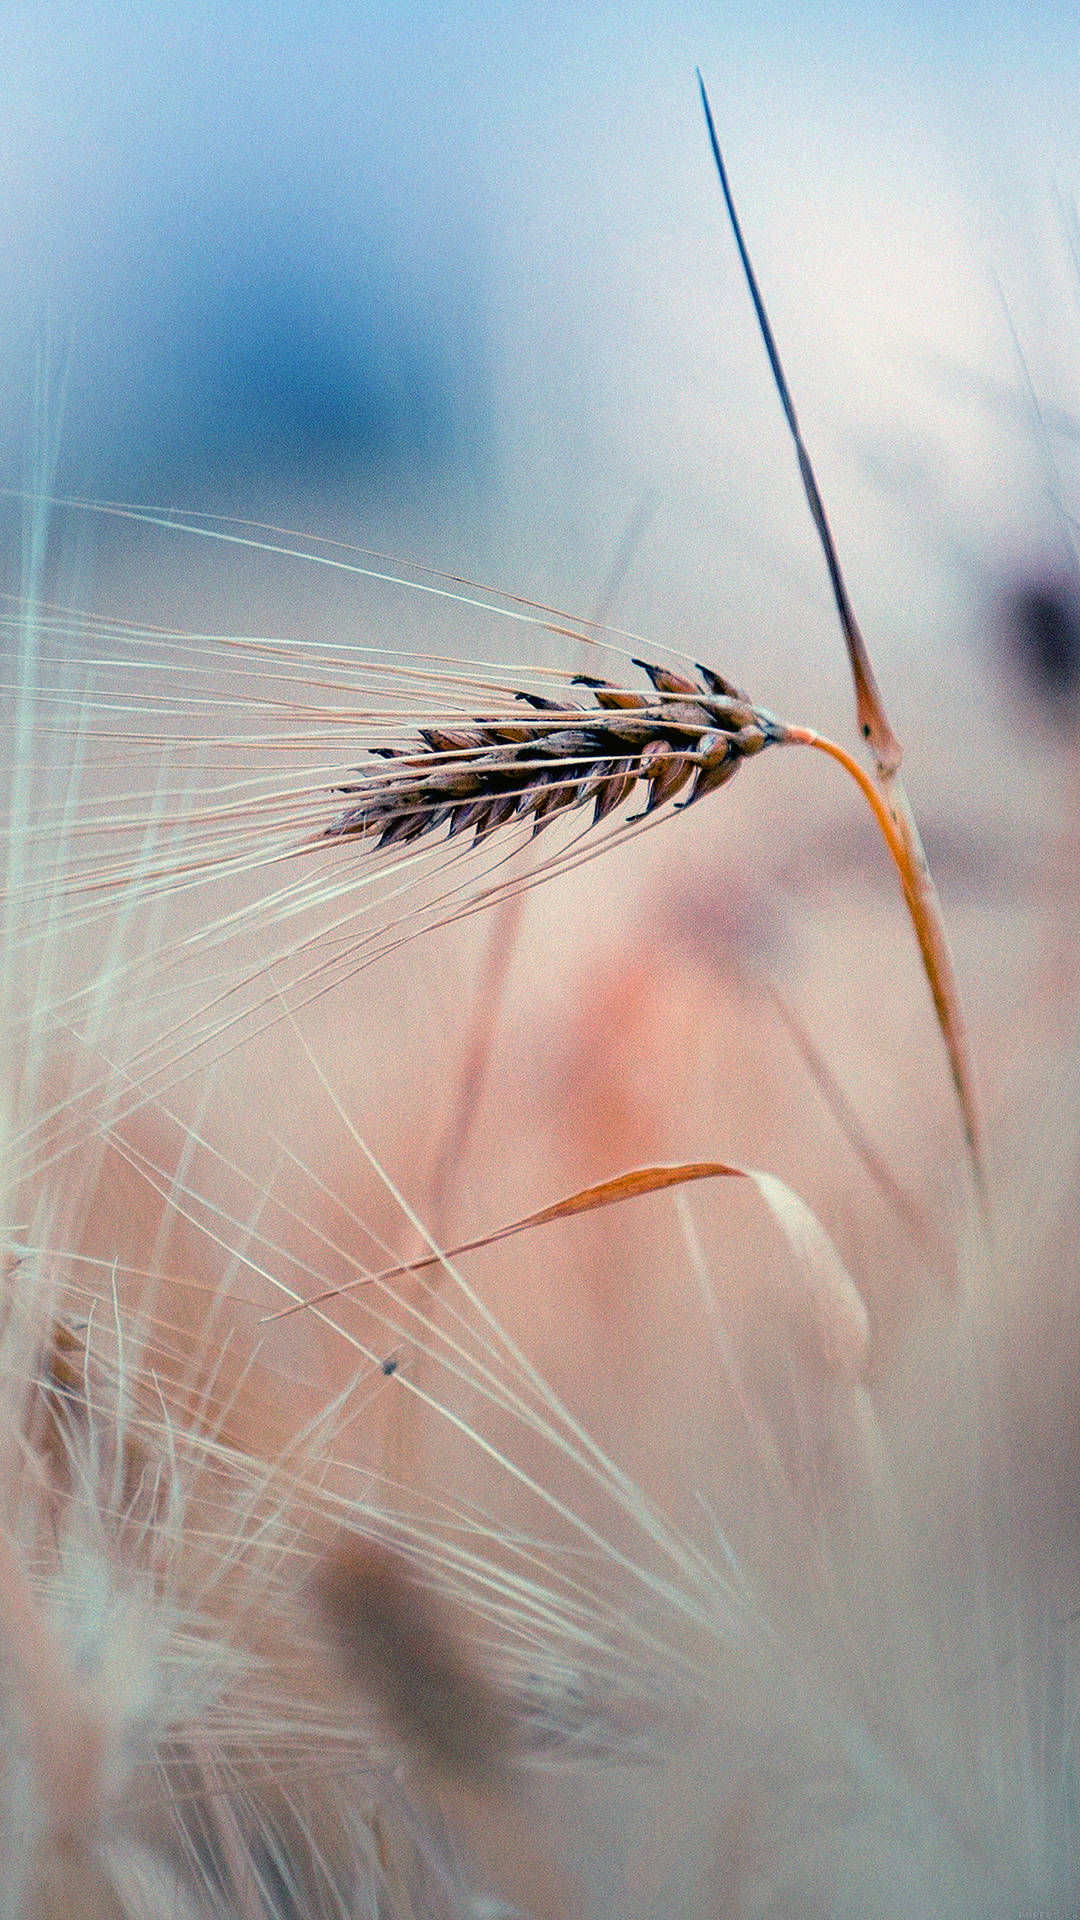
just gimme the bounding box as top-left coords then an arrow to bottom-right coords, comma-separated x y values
280,1160 -> 870,1384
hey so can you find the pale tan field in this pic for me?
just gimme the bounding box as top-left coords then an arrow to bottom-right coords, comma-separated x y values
4,47 -> 1080,1898
2,460 -> 1078,1917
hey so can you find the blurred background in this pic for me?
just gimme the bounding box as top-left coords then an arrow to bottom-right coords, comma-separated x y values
8,0 -> 1080,1331
7,15 -> 1080,1913
2,0 -> 1080,685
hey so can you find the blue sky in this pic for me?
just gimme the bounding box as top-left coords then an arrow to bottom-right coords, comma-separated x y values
2,1 -> 1079,715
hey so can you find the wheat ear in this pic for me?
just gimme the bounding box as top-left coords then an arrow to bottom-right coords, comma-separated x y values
322,658 -> 783,847
315,651 -> 976,1163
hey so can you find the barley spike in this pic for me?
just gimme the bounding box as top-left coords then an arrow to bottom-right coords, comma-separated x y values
325,657 -> 785,848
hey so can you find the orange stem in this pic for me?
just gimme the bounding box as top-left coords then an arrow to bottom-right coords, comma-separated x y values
782,725 -> 986,1198
783,727 -> 907,871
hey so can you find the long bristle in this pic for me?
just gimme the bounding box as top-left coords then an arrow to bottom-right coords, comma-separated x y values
3,64 -> 1080,1908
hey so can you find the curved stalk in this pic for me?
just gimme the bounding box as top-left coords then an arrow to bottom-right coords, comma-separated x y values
782,724 -> 985,1195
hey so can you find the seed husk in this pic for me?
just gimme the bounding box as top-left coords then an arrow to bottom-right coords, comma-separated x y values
325,659 -> 786,849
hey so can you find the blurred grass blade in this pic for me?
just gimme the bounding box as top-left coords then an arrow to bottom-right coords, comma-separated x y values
697,72 -> 985,1192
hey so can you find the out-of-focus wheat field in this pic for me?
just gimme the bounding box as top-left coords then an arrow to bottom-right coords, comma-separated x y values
4,0 -> 1077,1212
5,5 -> 1080,1916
